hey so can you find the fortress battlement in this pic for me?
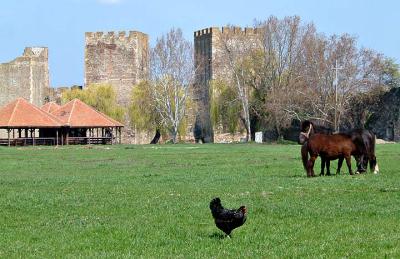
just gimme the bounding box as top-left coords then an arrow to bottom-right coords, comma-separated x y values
85,31 -> 148,44
23,47 -> 48,58
194,26 -> 259,37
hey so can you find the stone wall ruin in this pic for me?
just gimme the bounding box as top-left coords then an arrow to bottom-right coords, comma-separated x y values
0,47 -> 49,107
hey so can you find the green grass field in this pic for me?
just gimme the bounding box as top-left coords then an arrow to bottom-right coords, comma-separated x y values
0,143 -> 399,258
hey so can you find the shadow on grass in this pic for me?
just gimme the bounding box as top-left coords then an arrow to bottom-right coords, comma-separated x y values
209,232 -> 227,240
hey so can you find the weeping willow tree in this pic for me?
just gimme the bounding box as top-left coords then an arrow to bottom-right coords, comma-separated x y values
210,80 -> 242,136
129,81 -> 163,143
61,84 -> 125,122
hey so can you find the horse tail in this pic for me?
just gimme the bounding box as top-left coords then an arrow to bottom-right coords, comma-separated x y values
301,143 -> 309,172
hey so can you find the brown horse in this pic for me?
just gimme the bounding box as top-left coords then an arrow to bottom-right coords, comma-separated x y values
301,132 -> 357,177
300,120 -> 379,176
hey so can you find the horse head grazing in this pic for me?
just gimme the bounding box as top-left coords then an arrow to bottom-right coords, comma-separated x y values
349,129 -> 379,174
299,120 -> 314,144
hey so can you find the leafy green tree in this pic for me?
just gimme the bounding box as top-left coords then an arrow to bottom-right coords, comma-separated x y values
129,81 -> 164,143
380,58 -> 400,88
210,80 -> 241,135
61,84 -> 125,122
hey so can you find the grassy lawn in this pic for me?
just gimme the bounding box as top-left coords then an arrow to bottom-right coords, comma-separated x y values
0,143 -> 399,258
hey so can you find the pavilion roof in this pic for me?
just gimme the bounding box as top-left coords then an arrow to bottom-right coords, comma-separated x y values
0,98 -> 63,128
51,99 -> 124,128
41,102 -> 61,113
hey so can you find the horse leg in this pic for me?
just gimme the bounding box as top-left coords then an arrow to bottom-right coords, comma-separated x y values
307,155 -> 317,177
336,157 -> 344,175
370,155 -> 379,174
345,155 -> 353,175
326,159 -> 331,176
320,157 -> 325,176
356,155 -> 366,174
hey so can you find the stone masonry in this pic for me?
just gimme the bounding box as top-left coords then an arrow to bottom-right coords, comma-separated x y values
84,31 -> 149,106
0,47 -> 49,107
193,27 -> 259,143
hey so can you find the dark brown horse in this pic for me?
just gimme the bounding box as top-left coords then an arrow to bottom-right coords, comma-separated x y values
299,120 -> 379,176
301,132 -> 357,177
348,129 -> 379,174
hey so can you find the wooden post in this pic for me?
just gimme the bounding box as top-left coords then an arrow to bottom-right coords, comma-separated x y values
110,128 -> 113,145
31,129 -> 35,146
56,129 -> 59,146
7,129 -> 11,147
66,131 -> 69,145
18,129 -> 21,138
119,127 -> 122,144
88,128 -> 91,145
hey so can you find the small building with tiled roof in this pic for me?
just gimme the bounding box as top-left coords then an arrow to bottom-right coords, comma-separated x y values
0,98 -> 124,146
0,98 -> 63,145
50,99 -> 123,144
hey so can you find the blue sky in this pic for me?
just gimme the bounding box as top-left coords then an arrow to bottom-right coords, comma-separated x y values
1,0 -> 399,87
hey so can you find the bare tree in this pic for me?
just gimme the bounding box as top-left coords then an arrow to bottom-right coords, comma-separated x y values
210,16 -> 399,139
249,16 -> 308,136
149,28 -> 195,143
215,26 -> 259,141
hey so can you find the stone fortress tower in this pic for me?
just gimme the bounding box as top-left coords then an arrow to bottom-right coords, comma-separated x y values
84,30 -> 149,143
193,27 -> 259,143
0,47 -> 49,107
84,31 -> 149,106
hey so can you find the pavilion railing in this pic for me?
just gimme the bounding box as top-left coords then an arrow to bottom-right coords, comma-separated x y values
67,137 -> 112,145
0,138 -> 55,146
0,137 -> 113,146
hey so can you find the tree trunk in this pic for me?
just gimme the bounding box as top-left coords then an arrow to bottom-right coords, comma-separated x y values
150,128 -> 161,144
172,125 -> 178,144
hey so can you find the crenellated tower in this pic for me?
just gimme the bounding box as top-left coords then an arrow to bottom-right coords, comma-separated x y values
84,30 -> 149,106
193,27 -> 260,143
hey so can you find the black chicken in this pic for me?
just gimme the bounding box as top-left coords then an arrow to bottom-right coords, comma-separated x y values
209,197 -> 247,237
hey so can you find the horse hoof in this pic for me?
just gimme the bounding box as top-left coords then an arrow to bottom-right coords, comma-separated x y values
373,164 -> 380,174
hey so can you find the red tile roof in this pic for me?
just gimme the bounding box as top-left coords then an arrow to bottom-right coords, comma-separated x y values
0,98 -> 63,128
41,102 -> 61,113
51,99 -> 124,128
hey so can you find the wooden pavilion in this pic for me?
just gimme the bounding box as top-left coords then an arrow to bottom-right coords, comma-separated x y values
49,99 -> 124,145
0,98 -> 124,146
0,98 -> 63,146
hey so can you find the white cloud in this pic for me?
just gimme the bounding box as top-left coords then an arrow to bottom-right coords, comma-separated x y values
97,0 -> 123,5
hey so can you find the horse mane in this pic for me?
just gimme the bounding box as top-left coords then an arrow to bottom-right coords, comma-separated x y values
301,120 -> 333,134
